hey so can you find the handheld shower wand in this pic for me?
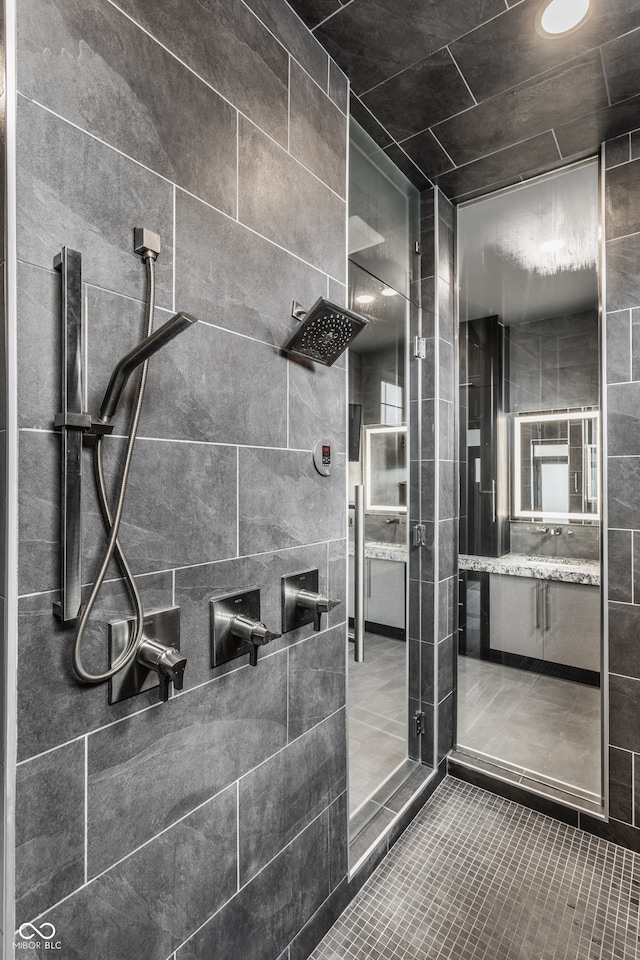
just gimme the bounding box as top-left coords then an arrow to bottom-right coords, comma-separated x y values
72,236 -> 197,687
98,311 -> 197,422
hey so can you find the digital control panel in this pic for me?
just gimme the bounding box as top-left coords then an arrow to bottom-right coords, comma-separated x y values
313,438 -> 332,477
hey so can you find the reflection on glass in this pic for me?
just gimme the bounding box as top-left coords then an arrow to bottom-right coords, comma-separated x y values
456,157 -> 602,813
364,426 -> 407,513
513,411 -> 599,520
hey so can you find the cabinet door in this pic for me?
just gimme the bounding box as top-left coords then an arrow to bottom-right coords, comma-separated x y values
544,581 -> 600,672
489,574 -> 543,658
367,559 -> 405,629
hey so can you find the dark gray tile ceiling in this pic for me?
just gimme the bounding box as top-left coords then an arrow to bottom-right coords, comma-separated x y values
287,0 -> 640,201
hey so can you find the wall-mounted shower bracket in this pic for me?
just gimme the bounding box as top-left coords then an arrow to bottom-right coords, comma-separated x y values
210,589 -> 280,668
108,606 -> 181,704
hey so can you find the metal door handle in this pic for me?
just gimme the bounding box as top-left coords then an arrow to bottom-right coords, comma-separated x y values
352,485 -> 365,663
535,581 -> 540,630
544,581 -> 550,632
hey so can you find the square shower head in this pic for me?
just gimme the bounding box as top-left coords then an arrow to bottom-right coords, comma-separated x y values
283,297 -> 369,366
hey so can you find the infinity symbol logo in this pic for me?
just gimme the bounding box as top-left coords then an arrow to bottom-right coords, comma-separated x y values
17,922 -> 56,940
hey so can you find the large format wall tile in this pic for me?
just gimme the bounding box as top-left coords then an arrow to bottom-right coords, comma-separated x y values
433,52 -> 609,168
449,0 -> 640,104
243,0 -> 330,90
432,133 -> 561,203
610,675 -> 640,753
362,48 -> 474,143
124,318 -> 287,448
15,740 -> 85,924
101,437 -> 238,574
289,60 -> 347,197
288,627 -> 346,739
17,575 -> 174,761
238,118 -> 346,281
17,0 -> 237,215
18,430 -> 239,594
238,709 -> 346,884
87,653 -> 287,875
177,811 -> 331,960
107,0 -> 290,147
605,157 -> 640,240
601,29 -> 640,106
25,785 -> 238,959
312,0 -> 505,94
607,234 -> 640,312
238,447 -> 345,554
175,190 -> 328,350
17,262 -> 58,430
174,542 -> 331,688
288,358 -> 346,454
17,98 -> 174,310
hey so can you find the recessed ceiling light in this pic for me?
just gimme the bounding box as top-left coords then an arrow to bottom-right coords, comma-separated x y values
356,294 -> 375,304
540,238 -> 565,252
536,0 -> 590,38
381,288 -> 399,297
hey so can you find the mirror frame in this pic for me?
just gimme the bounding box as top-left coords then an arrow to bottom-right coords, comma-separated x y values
364,424 -> 408,514
512,409 -> 600,521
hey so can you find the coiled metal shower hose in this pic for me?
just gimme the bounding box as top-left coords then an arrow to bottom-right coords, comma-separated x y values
72,255 -> 157,683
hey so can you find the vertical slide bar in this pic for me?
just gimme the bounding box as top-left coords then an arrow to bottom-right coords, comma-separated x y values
53,247 -> 84,623
353,484 -> 365,662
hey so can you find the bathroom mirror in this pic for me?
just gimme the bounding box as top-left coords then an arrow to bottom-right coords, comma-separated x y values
513,410 -> 599,521
364,425 -> 407,513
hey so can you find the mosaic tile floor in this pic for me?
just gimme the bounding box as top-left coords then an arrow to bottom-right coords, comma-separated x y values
310,778 -> 640,960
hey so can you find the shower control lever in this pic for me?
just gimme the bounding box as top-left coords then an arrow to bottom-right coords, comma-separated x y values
136,636 -> 186,702
229,614 -> 280,666
281,570 -> 341,634
296,590 -> 340,632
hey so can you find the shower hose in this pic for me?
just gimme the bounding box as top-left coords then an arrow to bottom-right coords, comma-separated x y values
72,253 -> 157,683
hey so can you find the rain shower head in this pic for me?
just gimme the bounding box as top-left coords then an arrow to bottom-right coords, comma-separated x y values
283,298 -> 369,366
99,312 -> 198,421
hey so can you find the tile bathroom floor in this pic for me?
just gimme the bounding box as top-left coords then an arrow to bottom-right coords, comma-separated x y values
310,776 -> 640,960
348,632 -> 407,815
456,655 -> 601,804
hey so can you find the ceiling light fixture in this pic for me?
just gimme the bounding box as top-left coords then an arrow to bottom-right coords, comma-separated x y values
536,0 -> 590,37
540,238 -> 565,253
381,288 -> 399,297
356,294 -> 375,304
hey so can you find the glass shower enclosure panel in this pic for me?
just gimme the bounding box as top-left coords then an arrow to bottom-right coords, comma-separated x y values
347,120 -> 419,847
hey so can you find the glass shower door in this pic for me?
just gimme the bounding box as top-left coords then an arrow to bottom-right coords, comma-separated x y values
347,262 -> 409,836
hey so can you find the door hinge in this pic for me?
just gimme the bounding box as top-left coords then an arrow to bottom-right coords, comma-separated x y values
413,336 -> 426,360
413,711 -> 426,736
412,523 -> 427,547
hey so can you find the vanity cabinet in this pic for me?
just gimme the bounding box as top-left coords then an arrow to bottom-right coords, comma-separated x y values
348,555 -> 405,634
490,574 -> 542,659
489,573 -> 599,672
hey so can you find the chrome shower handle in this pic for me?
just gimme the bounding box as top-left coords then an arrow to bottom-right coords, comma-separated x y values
136,636 -> 186,702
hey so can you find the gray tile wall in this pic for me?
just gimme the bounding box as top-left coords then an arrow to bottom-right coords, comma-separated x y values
507,310 -> 599,414
11,2 -> 350,958
408,188 -> 456,769
601,129 -> 640,848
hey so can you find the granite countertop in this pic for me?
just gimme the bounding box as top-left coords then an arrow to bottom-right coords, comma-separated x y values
348,541 -> 407,562
459,553 -> 600,586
